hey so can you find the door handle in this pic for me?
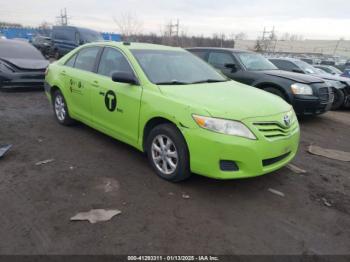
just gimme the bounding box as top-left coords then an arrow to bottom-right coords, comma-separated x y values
92,80 -> 99,88
99,91 -> 105,96
60,70 -> 66,76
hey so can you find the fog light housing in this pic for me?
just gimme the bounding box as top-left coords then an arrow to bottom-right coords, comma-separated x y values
220,160 -> 239,171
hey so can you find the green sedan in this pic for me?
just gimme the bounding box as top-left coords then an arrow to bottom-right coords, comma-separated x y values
45,42 -> 300,182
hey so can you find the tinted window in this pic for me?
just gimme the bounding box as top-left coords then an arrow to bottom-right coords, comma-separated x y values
270,59 -> 296,71
74,47 -> 100,72
98,48 -> 133,77
208,52 -> 234,68
65,54 -> 77,67
78,28 -> 103,43
131,49 -> 227,84
53,28 -> 76,41
190,50 -> 208,60
0,40 -> 44,59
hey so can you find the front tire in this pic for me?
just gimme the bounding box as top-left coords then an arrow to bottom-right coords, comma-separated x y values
331,88 -> 345,110
146,124 -> 191,182
52,89 -> 75,126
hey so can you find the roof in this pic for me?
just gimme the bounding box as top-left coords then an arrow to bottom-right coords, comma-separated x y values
269,57 -> 300,62
84,41 -> 185,51
186,47 -> 252,53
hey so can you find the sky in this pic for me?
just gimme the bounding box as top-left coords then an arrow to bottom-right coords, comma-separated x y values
0,0 -> 349,40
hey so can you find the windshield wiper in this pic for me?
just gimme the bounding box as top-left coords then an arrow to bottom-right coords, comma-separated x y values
190,79 -> 228,84
156,80 -> 190,85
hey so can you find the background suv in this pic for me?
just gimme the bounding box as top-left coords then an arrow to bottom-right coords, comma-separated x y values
51,26 -> 103,59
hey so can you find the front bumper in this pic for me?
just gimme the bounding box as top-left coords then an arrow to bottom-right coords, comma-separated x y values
182,115 -> 300,180
293,96 -> 333,115
0,71 -> 45,90
292,85 -> 333,116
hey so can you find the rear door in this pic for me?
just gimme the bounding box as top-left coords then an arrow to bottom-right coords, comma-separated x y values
65,46 -> 101,122
92,47 -> 142,145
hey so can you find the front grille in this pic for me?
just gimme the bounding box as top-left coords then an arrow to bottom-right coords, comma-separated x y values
318,87 -> 332,104
262,152 -> 291,166
253,121 -> 298,140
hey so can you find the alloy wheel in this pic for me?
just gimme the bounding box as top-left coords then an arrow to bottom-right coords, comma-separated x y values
151,134 -> 178,175
54,94 -> 66,122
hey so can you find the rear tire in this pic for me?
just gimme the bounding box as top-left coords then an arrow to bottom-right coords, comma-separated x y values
52,89 -> 75,126
331,88 -> 345,110
146,124 -> 191,182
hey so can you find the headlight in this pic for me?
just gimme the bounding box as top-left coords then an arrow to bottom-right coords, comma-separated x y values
192,115 -> 256,140
291,83 -> 313,95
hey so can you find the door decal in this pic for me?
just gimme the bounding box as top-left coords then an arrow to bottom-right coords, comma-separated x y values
105,90 -> 117,112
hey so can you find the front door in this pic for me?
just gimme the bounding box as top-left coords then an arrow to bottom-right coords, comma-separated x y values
91,47 -> 142,145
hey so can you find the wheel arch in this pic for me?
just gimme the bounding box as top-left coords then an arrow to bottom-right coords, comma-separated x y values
255,82 -> 290,102
142,117 -> 185,152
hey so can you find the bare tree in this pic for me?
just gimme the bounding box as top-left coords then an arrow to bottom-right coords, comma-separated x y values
235,32 -> 247,40
38,21 -> 52,36
113,12 -> 143,40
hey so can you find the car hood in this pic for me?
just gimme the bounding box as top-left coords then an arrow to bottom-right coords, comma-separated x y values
1,58 -> 49,70
261,70 -> 323,84
312,72 -> 350,83
158,80 -> 292,121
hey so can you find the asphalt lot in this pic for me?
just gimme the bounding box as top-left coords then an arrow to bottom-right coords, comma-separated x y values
0,91 -> 349,255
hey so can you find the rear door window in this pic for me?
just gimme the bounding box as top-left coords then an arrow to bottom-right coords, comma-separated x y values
190,50 -> 208,61
208,52 -> 235,69
74,47 -> 100,72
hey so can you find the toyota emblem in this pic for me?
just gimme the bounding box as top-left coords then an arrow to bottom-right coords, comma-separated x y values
283,115 -> 291,127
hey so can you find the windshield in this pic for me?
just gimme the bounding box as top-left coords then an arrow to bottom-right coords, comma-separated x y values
131,49 -> 227,85
0,40 -> 44,59
294,60 -> 317,74
78,29 -> 103,42
236,52 -> 277,71
329,66 -> 342,74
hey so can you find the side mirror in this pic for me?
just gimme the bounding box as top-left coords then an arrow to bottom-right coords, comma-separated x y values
112,72 -> 138,85
224,63 -> 237,72
292,68 -> 304,74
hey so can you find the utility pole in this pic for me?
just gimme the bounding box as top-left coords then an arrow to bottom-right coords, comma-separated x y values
333,39 -> 342,56
57,8 -> 68,26
260,26 -> 276,53
167,19 -> 180,45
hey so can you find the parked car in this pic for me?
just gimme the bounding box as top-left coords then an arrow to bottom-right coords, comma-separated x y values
341,68 -> 350,78
300,58 -> 314,65
0,39 -> 49,90
314,65 -> 343,76
32,35 -> 52,57
51,26 -> 103,59
187,48 -> 333,116
321,60 -> 336,66
269,58 -> 350,109
45,42 -> 300,182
